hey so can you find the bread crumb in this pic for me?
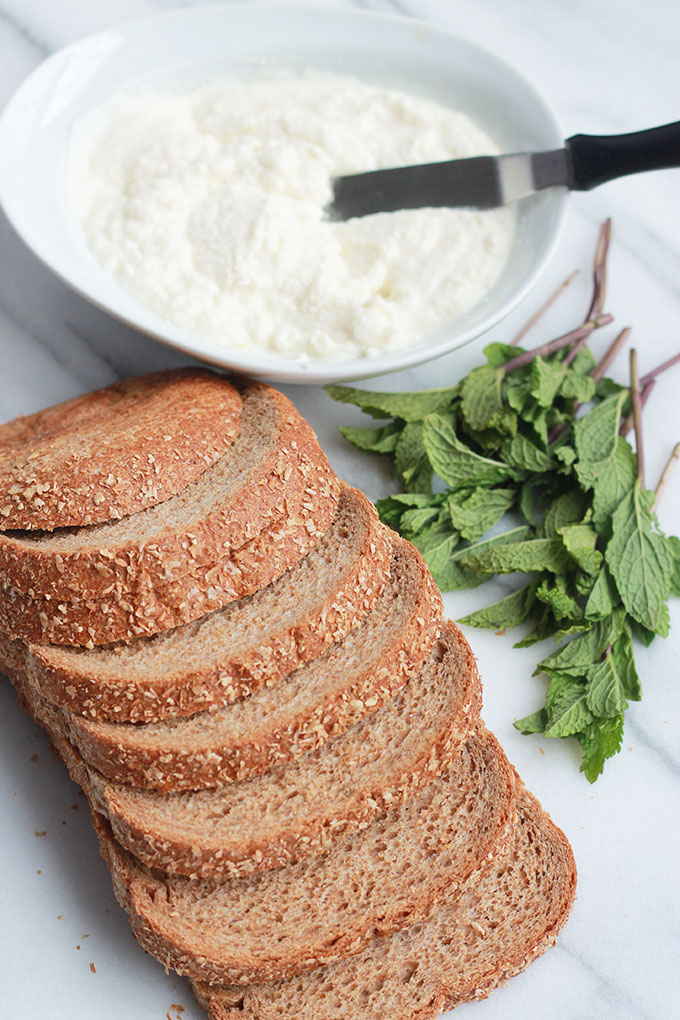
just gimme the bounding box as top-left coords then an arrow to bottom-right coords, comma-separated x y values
30,753 -> 39,762
57,915 -> 63,920
77,945 -> 81,950
494,629 -> 506,636
37,870 -> 42,875
70,803 -> 79,810
90,962 -> 96,974
539,748 -> 545,756
34,830 -> 46,837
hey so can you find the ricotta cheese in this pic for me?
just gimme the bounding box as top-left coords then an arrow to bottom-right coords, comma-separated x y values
67,74 -> 515,362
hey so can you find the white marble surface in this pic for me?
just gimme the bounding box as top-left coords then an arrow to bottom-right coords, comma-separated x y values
1,2 -> 679,1019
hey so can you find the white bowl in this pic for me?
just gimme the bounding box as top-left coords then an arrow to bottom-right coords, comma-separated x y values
0,4 -> 567,384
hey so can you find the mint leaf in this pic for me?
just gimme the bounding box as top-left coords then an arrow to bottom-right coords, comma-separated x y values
504,375 -> 531,413
519,478 -> 542,527
325,384 -> 457,422
591,438 -> 638,533
458,581 -> 537,630
632,620 -> 657,647
459,537 -> 570,576
436,526 -> 529,591
536,574 -> 581,621
569,346 -> 597,376
394,422 -> 431,492
575,390 -> 627,464
537,609 -> 626,672
530,355 -> 567,407
542,491 -> 585,537
410,518 -> 459,577
399,504 -> 442,534
578,714 -> 624,783
447,487 -> 515,542
422,414 -> 517,489
520,396 -> 550,446
461,366 -> 504,430
668,534 -> 680,598
339,421 -> 403,454
558,523 -> 603,575
544,673 -> 593,737
574,391 -> 627,489
552,622 -> 593,642
514,605 -> 561,646
555,445 -> 577,469
501,434 -> 555,473
514,708 -> 548,735
375,492 -> 442,530
484,342 -> 525,368
584,566 -> 619,620
585,652 -> 628,717
560,370 -> 596,403
612,628 -> 641,701
606,481 -> 674,634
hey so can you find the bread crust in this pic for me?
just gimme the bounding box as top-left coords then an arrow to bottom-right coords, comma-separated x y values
0,383 -> 332,599
0,464 -> 339,646
93,728 -> 516,985
45,538 -> 442,790
0,487 -> 390,720
12,620 -> 482,879
0,369 -> 241,530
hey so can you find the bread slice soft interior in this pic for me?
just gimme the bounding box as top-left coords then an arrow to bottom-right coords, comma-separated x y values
190,788 -> 577,1020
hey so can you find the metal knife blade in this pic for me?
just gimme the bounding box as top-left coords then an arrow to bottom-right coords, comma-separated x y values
327,148 -> 571,221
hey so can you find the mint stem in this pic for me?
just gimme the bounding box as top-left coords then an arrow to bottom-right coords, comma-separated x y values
510,270 -> 580,347
502,313 -> 613,373
629,348 -> 645,486
639,350 -> 680,389
591,327 -> 631,383
652,442 -> 680,512
587,219 -> 612,321
620,380 -> 654,438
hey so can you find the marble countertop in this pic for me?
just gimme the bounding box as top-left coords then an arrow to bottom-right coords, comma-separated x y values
0,2 -> 679,1019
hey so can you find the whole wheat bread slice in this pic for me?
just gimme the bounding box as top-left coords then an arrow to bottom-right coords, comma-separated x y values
0,462 -> 339,646
39,536 -> 441,789
191,787 -> 576,1020
0,486 -> 390,718
14,620 -> 481,878
0,369 -> 241,531
0,382 -> 335,600
94,726 -> 515,985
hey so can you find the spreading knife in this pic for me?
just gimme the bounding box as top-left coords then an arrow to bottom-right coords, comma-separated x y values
327,121 -> 680,220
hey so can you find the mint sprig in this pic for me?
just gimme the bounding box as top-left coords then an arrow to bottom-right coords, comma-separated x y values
327,221 -> 680,782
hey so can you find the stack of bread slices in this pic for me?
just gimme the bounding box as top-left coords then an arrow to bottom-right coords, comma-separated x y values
0,368 -> 576,1020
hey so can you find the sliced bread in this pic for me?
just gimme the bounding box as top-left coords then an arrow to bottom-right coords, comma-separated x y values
36,536 -> 442,789
0,369 -> 241,531
94,726 -> 516,985
0,462 -> 339,646
15,620 -> 482,878
0,382 -> 334,600
0,485 -> 390,718
190,788 -> 577,1020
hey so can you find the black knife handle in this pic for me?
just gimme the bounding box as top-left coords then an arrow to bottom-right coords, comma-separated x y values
566,121 -> 680,191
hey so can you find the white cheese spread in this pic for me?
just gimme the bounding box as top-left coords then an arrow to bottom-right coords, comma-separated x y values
67,74 -> 515,362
